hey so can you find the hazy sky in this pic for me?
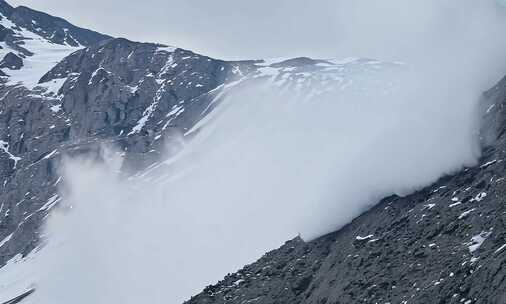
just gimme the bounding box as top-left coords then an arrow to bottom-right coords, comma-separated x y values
8,0 -> 347,60
9,0 -> 506,61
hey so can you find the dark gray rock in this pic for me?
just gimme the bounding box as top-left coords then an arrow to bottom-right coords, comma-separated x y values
271,57 -> 332,68
0,0 -> 12,17
0,24 -> 15,42
0,52 -> 22,70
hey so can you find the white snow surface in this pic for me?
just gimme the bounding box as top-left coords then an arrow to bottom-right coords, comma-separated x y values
0,14 -> 81,91
0,140 -> 21,168
468,231 -> 492,253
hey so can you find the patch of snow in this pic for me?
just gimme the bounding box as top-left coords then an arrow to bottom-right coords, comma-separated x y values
467,231 -> 491,253
449,202 -> 462,208
0,14 -> 81,89
432,186 -> 447,193
49,104 -> 62,113
480,160 -> 497,168
472,192 -> 487,202
36,77 -> 67,95
88,67 -> 109,85
38,194 -> 60,212
128,82 -> 168,135
355,234 -> 374,241
424,203 -> 436,210
495,244 -> 506,254
0,233 -> 12,248
0,140 -> 21,168
157,45 -> 177,53
126,85 -> 139,94
42,149 -> 58,160
458,208 -> 476,220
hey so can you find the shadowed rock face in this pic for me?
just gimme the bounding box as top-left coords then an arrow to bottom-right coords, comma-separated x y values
186,81 -> 506,303
0,52 -> 22,70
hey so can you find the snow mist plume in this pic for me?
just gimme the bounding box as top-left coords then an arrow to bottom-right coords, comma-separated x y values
29,1 -> 506,303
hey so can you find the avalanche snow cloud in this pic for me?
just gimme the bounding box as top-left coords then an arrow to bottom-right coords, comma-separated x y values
22,0 -> 506,303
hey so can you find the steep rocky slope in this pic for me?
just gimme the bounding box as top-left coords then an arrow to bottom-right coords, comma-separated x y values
187,79 -> 506,304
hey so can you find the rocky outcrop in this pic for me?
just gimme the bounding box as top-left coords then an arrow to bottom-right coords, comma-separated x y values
0,52 -> 22,70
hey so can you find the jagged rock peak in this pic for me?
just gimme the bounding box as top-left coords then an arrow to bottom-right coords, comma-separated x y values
0,0 -> 111,47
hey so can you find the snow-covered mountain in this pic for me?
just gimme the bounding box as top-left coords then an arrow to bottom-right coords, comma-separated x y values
1,1 -> 506,303
0,0 -> 109,88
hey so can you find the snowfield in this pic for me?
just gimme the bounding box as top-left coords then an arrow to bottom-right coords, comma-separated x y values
0,13 -> 81,91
